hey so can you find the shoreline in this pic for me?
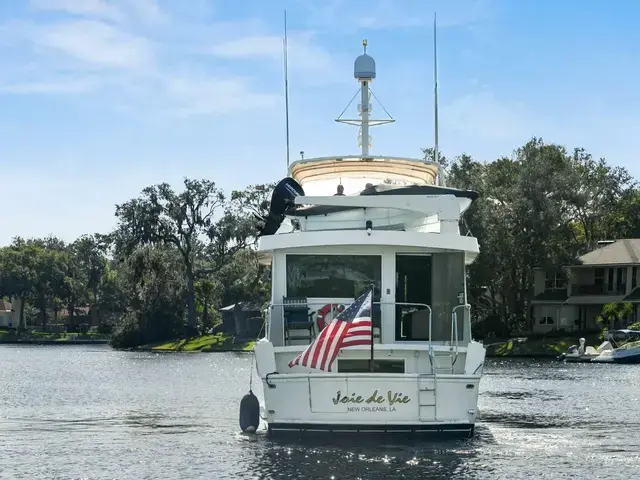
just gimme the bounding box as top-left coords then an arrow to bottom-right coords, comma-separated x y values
0,339 -> 109,345
133,345 -> 252,353
0,342 -> 566,357
1,333 -> 593,359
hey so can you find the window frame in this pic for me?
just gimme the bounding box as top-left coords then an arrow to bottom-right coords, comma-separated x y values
337,358 -> 405,374
544,271 -> 567,290
285,253 -> 383,299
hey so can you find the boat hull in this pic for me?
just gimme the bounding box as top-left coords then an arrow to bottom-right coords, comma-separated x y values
267,422 -> 474,437
558,353 -> 601,363
613,347 -> 640,364
260,372 -> 481,438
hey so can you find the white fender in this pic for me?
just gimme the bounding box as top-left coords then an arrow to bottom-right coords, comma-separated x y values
254,338 -> 277,377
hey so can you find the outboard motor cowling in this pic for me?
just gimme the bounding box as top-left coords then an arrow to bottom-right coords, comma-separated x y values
258,177 -> 305,236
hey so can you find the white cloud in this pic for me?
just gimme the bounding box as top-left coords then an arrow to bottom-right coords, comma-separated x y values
124,0 -> 167,24
0,78 -> 96,94
29,0 -> 167,25
300,0 -> 495,32
29,0 -> 124,22
209,32 -> 335,77
162,74 -> 278,116
35,19 -> 153,69
1,3 -> 288,117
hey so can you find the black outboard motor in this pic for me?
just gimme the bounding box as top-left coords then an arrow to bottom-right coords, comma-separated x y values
258,177 -> 305,236
239,389 -> 260,433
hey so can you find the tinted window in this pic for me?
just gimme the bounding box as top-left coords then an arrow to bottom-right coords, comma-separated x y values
338,359 -> 405,373
286,254 -> 381,298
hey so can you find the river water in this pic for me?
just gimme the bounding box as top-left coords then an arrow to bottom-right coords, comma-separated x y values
0,345 -> 638,479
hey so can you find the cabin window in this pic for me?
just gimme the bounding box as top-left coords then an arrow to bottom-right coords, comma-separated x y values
633,267 -> 638,289
285,254 -> 382,298
337,359 -> 405,373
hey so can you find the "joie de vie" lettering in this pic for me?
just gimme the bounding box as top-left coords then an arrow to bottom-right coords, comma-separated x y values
332,389 -> 411,406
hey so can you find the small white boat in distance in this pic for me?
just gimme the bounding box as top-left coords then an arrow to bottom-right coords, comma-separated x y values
592,330 -> 640,364
557,337 -> 612,363
249,38 -> 486,437
558,330 -> 640,364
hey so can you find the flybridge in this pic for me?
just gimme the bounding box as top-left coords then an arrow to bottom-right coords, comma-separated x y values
290,193 -> 463,235
256,175 -> 478,238
288,155 -> 440,187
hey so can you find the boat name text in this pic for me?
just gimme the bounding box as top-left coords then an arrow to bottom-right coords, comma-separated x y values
332,389 -> 411,406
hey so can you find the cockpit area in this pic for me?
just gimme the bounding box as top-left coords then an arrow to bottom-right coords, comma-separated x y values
266,249 -> 472,349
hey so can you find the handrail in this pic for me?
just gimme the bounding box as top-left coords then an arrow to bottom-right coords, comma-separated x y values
451,304 -> 471,371
268,299 -> 435,369
267,300 -> 432,337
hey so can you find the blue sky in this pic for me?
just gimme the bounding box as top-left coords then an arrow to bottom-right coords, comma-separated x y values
2,0 -> 640,245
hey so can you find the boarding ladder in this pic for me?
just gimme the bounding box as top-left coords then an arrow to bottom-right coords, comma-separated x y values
428,305 -> 470,374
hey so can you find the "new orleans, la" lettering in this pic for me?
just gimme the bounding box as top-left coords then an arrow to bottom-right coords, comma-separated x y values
332,389 -> 411,406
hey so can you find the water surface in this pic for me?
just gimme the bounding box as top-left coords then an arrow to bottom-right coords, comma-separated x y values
1,345 -> 638,479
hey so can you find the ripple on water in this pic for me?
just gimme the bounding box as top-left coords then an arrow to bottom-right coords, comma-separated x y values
1,348 -> 640,479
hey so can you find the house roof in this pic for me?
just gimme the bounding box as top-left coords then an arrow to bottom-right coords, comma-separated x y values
0,300 -> 12,312
578,239 -> 640,266
532,290 -> 568,303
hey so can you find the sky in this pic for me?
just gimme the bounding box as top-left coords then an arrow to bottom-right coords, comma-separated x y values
2,0 -> 640,245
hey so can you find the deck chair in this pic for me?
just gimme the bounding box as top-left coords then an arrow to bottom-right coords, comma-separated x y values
283,297 -> 316,345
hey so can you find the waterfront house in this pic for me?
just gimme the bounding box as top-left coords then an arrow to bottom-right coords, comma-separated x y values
0,299 -> 13,327
532,239 -> 640,333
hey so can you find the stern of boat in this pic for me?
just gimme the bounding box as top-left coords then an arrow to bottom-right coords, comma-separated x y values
254,339 -> 484,436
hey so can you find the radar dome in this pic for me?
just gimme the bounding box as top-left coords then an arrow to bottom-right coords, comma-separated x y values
354,53 -> 376,80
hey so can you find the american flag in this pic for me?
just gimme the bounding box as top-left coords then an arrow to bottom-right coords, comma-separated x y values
288,286 -> 373,372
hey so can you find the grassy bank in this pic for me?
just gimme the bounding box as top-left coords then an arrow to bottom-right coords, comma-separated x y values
0,329 -> 109,345
138,333 -> 255,352
485,334 -> 601,358
140,333 -> 597,357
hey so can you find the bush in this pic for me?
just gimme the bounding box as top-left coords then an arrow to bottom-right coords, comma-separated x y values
110,312 -> 145,349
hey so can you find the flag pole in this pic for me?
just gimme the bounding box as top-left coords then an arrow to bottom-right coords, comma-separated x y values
369,283 -> 375,373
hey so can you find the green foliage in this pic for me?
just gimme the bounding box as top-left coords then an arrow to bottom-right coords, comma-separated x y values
444,137 -> 638,336
0,179 -> 272,348
113,178 -> 226,332
597,302 -> 633,326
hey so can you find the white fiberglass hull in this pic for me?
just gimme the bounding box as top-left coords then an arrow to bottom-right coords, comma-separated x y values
261,372 -> 480,436
612,346 -> 640,364
585,347 -> 640,363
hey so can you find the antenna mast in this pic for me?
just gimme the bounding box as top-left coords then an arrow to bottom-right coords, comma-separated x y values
336,40 -> 394,156
283,10 -> 291,167
359,39 -> 371,157
433,13 -> 440,169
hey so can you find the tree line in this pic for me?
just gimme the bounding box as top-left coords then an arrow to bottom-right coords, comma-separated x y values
428,138 -> 639,336
0,180 -> 274,348
1,138 -> 638,346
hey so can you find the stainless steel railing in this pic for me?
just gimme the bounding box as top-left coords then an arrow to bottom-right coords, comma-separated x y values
267,299 -> 433,346
451,304 -> 471,367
